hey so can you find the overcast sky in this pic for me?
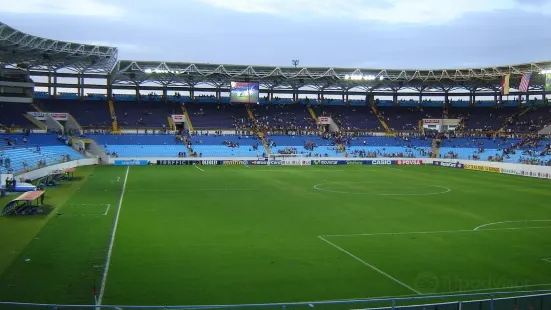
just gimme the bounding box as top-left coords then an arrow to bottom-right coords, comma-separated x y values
1,0 -> 551,69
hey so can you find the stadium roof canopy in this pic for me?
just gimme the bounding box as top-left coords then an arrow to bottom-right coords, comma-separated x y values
111,60 -> 551,93
0,22 -> 118,74
1,21 -> 550,94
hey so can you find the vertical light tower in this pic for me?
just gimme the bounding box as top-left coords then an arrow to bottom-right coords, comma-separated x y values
292,60 -> 300,68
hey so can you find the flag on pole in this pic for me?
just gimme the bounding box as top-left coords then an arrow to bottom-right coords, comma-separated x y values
501,74 -> 510,95
546,73 -> 551,92
519,72 -> 532,92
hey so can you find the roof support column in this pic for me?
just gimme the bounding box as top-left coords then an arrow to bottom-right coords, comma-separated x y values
53,71 -> 58,97
135,84 -> 140,102
393,92 -> 398,106
162,86 -> 168,103
47,70 -> 52,96
419,92 -> 423,108
190,86 -> 194,100
78,74 -> 84,98
106,76 -> 112,101
494,93 -> 498,107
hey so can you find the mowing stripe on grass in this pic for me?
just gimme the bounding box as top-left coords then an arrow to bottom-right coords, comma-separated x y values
473,219 -> 551,231
97,166 -> 130,307
317,236 -> 422,295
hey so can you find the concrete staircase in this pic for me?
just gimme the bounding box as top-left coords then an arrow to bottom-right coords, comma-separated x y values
108,100 -> 119,133
371,106 -> 392,135
182,105 -> 194,132
246,105 -> 272,156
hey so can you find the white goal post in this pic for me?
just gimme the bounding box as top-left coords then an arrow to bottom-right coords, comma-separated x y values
268,154 -> 305,166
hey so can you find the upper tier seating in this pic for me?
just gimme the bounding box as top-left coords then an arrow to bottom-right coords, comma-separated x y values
0,102 -> 37,129
251,104 -> 317,131
36,99 -> 111,128
312,105 -> 382,131
377,107 -> 443,131
186,103 -> 249,129
114,101 -> 180,128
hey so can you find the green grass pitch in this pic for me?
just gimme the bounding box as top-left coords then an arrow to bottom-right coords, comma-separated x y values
0,165 -> 551,308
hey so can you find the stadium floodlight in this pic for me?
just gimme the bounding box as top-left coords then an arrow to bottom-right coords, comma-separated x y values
344,74 -> 377,81
379,75 -> 385,81
292,60 -> 300,67
541,69 -> 551,74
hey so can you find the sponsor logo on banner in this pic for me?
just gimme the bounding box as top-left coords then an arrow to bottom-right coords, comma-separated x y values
396,159 -> 423,165
318,117 -> 331,125
423,119 -> 442,124
371,160 -> 392,165
27,112 -> 46,120
347,161 -> 364,165
222,160 -> 247,165
281,159 -> 302,166
464,164 -> 501,173
156,160 -> 190,165
171,114 -> 186,123
249,160 -> 282,165
301,160 -> 311,166
201,160 -> 219,165
114,160 -> 149,166
433,161 -> 464,168
49,113 -> 68,120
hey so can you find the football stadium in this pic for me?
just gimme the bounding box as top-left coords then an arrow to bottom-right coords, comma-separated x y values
0,16 -> 551,310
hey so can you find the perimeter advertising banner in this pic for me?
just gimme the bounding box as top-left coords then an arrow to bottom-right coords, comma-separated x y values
433,161 -> 464,168
114,160 -> 149,166
395,159 -> 423,165
311,160 -> 347,165
249,160 -> 282,165
464,164 -> 501,173
157,160 -> 191,165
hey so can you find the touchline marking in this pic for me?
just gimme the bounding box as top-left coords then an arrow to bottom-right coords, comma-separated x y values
194,165 -> 205,172
317,236 -> 422,295
321,226 -> 551,238
474,220 -> 551,231
97,166 -> 129,307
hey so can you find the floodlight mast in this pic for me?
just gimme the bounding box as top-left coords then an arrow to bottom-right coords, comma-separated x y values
292,60 -> 300,68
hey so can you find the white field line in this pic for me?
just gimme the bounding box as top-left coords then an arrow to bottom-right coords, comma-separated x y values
317,236 -> 422,295
322,226 -> 551,238
474,220 -> 551,231
97,166 -> 130,307
194,165 -> 205,172
543,258 -> 551,263
103,204 -> 111,216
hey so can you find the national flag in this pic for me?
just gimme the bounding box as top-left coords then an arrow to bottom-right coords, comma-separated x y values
501,74 -> 510,95
519,72 -> 532,92
546,73 -> 551,92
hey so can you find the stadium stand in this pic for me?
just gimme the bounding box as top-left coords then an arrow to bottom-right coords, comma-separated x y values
0,102 -> 37,129
0,134 -> 85,174
251,104 -> 317,131
114,101 -> 180,129
185,102 -> 249,129
36,99 -> 112,128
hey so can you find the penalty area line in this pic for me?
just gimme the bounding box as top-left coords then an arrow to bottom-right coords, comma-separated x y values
317,236 -> 422,295
194,165 -> 205,172
97,166 -> 129,307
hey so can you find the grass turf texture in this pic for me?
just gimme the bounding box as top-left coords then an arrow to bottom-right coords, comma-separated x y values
0,165 -> 550,308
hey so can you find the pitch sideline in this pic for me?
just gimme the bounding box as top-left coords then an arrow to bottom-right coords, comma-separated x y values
97,166 -> 130,307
